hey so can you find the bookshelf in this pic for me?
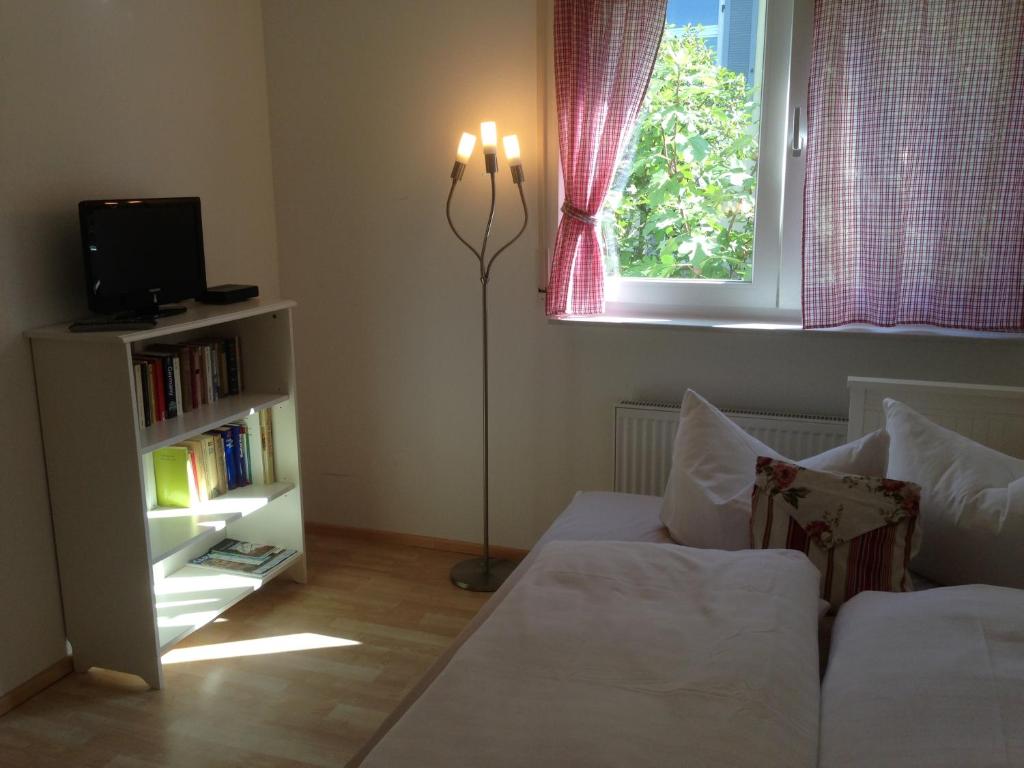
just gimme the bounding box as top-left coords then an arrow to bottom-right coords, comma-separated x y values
27,298 -> 306,689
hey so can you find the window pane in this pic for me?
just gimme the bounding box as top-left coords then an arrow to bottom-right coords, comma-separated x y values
603,0 -> 764,282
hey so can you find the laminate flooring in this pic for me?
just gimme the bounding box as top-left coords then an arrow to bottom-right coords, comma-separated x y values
0,532 -> 492,767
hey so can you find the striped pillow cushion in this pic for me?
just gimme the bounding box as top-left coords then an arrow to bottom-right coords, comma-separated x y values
751,458 -> 921,612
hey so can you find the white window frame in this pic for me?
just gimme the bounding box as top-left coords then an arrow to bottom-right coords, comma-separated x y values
541,0 -> 814,319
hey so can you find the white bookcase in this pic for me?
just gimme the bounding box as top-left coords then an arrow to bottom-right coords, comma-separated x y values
27,299 -> 306,689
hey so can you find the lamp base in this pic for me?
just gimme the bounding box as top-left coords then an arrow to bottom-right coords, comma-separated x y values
450,557 -> 516,592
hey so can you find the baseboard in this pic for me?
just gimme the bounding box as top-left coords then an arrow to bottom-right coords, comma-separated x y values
0,656 -> 73,718
305,522 -> 529,561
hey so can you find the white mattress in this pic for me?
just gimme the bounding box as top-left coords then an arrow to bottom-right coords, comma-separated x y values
820,585 -> 1024,768
359,541 -> 822,768
536,490 -> 670,546
347,492 -> 664,766
347,491 -> 938,767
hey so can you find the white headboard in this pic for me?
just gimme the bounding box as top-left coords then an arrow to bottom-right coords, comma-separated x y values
847,377 -> 1024,458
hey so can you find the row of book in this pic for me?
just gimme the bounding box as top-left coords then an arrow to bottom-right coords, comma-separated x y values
151,410 -> 276,508
190,538 -> 297,576
132,337 -> 243,427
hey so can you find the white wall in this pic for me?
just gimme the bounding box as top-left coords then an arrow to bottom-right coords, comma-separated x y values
263,0 -> 1024,551
0,0 -> 279,696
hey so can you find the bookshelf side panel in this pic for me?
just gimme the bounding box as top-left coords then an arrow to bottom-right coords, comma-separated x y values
279,308 -> 306,580
31,338 -> 163,689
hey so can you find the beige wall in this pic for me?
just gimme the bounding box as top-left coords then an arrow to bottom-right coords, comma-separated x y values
263,0 -> 1024,550
2,0 -> 1021,700
0,0 -> 279,696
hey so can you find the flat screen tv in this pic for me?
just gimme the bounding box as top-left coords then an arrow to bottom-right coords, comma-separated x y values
79,197 -> 207,316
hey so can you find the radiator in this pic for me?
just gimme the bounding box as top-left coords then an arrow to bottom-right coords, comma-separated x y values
614,400 -> 849,496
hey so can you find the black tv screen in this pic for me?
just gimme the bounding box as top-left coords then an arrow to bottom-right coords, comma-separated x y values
79,197 -> 207,314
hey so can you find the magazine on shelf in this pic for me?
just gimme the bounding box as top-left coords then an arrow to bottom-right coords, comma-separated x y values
209,538 -> 279,563
190,548 -> 297,576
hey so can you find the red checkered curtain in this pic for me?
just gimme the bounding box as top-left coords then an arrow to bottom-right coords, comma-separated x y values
802,0 -> 1024,331
546,0 -> 666,317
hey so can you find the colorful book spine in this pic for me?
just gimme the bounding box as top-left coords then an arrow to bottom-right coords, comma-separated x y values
148,359 -> 164,422
178,349 -> 192,413
218,341 -> 229,398
188,348 -> 201,409
133,363 -> 146,428
225,338 -> 241,396
259,409 -> 275,484
140,361 -> 153,426
216,427 -> 238,490
169,355 -> 181,419
208,345 -> 220,401
228,423 -> 247,486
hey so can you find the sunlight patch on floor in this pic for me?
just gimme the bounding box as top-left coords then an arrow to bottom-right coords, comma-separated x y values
162,632 -> 360,664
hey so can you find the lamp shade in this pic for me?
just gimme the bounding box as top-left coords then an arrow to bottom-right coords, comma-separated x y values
456,132 -> 476,163
480,121 -> 498,152
502,135 -> 521,165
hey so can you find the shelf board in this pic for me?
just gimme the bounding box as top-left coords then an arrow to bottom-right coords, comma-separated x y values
147,481 -> 295,563
25,298 -> 296,344
155,552 -> 302,652
139,392 -> 288,453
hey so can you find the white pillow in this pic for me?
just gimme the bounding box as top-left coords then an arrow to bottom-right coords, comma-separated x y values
660,390 -> 890,550
884,398 -> 1024,588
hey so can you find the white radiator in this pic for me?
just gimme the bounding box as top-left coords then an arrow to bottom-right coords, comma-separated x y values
614,400 -> 849,496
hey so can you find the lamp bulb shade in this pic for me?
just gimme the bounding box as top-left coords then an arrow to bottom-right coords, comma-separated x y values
480,121 -> 498,153
502,135 -> 522,165
455,132 -> 476,163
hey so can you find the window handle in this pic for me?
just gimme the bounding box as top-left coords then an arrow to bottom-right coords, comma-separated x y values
791,107 -> 803,156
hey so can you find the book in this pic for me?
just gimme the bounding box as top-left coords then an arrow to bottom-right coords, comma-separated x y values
227,423 -> 247,486
218,341 -> 229,398
143,350 -> 178,419
259,409 -> 276,484
239,423 -> 252,484
139,360 -> 153,426
139,357 -> 164,422
192,344 -> 206,405
133,363 -> 148,428
188,345 -> 202,408
146,345 -> 192,419
207,344 -> 219,400
152,445 -> 195,508
190,548 -> 297,576
178,348 -> 193,413
212,426 -> 238,490
209,538 -> 279,563
205,431 -> 229,494
181,438 -> 210,503
225,338 -> 241,395
200,433 -> 225,497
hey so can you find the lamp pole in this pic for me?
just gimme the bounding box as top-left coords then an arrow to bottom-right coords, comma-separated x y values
445,127 -> 528,592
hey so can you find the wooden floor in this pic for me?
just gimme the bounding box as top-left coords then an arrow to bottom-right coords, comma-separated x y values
0,532 -> 492,767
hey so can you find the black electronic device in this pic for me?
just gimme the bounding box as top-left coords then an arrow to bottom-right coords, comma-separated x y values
79,197 -> 207,316
68,317 -> 158,333
198,284 -> 260,304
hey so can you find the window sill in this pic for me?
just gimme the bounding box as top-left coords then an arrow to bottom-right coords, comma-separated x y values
548,303 -> 1024,341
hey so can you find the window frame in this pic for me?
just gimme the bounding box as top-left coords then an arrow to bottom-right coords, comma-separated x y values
541,0 -> 814,319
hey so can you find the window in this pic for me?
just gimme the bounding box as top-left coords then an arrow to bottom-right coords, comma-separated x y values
597,0 -> 813,314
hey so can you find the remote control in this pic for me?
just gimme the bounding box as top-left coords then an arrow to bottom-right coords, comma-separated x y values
69,317 -> 157,333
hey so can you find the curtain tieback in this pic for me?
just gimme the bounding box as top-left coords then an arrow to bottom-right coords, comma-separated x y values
561,202 -> 599,227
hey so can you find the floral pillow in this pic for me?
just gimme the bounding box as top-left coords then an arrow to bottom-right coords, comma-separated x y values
751,457 -> 922,612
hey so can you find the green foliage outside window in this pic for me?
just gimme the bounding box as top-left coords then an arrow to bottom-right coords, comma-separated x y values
604,26 -> 760,281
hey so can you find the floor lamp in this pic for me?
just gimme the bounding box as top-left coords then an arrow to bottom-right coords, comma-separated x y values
445,121 -> 528,592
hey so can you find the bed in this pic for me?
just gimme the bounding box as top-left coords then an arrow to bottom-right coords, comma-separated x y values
348,377 -> 1024,768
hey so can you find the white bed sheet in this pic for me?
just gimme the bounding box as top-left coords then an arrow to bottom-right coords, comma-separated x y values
820,585 -> 1024,768
359,540 -> 822,768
